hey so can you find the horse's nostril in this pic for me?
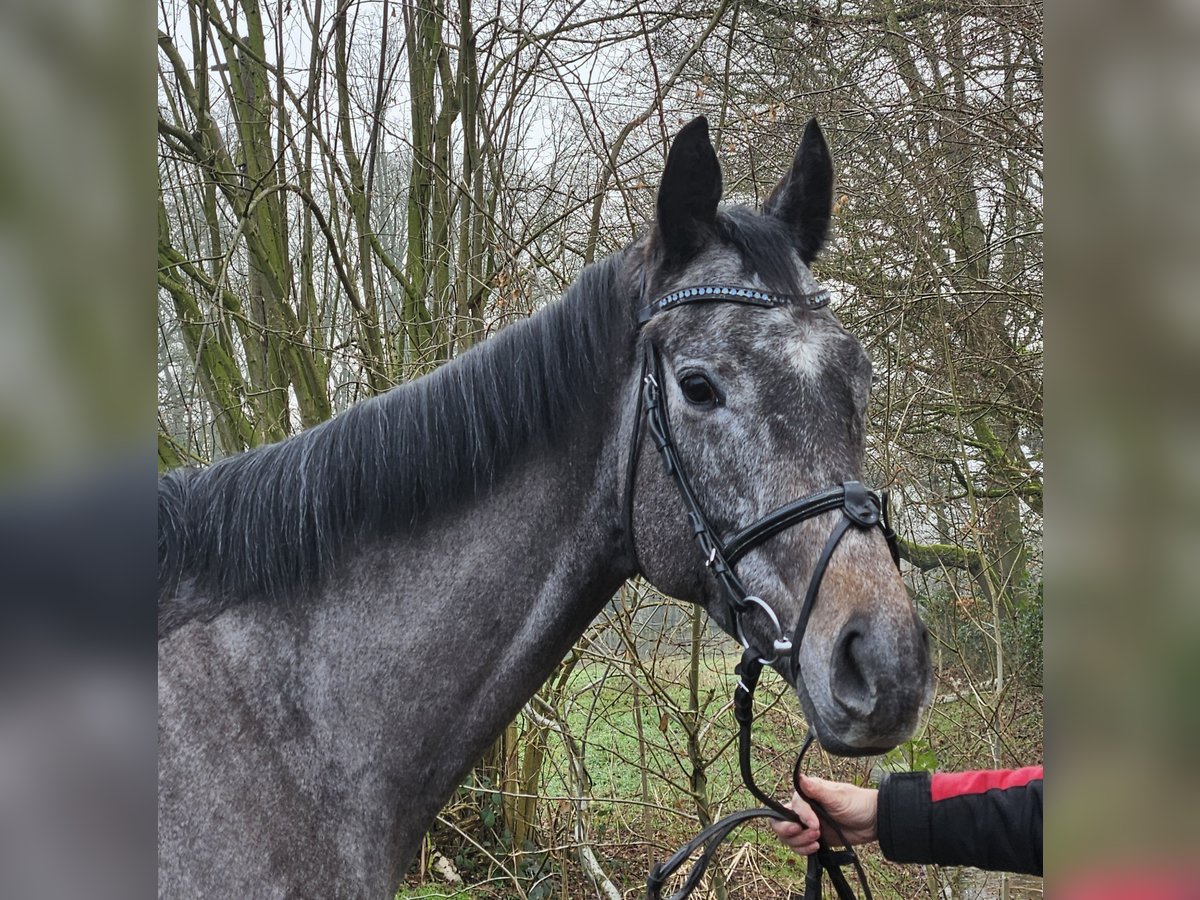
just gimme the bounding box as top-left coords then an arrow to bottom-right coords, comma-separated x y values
832,626 -> 873,715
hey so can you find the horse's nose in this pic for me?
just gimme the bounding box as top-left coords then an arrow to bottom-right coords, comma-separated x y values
830,615 -> 877,718
829,611 -> 931,722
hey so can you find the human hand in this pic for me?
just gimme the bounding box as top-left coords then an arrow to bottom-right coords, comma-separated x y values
769,787 -> 822,857
770,775 -> 879,855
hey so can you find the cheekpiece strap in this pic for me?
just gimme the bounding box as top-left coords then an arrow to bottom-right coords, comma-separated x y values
637,285 -> 831,326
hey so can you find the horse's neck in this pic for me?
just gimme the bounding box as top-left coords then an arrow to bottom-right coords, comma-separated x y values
289,424 -> 632,875
159,382 -> 637,893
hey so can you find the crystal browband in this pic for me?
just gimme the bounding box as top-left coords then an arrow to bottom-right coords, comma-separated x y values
638,285 -> 831,325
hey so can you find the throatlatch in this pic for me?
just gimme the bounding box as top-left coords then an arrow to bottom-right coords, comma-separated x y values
624,283 -> 902,900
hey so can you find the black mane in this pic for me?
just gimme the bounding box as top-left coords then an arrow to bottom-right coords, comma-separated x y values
159,251 -> 636,633
158,205 -> 807,636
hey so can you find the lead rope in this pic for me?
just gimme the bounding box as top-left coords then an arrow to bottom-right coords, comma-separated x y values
644,647 -> 873,900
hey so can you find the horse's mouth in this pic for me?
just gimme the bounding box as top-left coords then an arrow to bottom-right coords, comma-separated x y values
788,672 -> 918,758
805,724 -> 896,758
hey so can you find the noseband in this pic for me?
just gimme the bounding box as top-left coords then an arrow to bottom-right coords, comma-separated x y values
624,282 -> 902,900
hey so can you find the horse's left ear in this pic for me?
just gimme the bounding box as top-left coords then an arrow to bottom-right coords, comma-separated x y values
764,118 -> 834,264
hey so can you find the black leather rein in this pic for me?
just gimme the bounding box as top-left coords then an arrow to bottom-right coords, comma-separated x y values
623,283 -> 902,900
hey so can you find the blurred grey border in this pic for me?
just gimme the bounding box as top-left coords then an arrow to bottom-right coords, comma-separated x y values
0,0 -> 155,896
0,0 -> 1198,895
1054,0 -> 1200,887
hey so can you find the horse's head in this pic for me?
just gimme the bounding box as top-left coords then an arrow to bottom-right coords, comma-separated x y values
627,116 -> 932,755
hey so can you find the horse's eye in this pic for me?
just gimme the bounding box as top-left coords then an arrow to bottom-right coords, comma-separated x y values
679,372 -> 720,408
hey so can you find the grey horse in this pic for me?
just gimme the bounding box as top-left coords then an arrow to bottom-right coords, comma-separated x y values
158,116 -> 932,898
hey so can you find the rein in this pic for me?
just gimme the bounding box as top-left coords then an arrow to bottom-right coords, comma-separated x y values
624,282 -> 902,900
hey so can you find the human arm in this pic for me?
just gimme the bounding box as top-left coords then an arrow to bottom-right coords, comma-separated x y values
772,767 -> 1043,877
878,766 -> 1043,876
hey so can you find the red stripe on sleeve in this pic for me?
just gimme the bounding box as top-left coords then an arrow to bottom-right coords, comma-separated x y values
931,766 -> 1043,802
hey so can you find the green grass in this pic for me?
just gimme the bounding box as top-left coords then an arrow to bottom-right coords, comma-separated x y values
395,886 -> 476,899
547,650 -> 781,816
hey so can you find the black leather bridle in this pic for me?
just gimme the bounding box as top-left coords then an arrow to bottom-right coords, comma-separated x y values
624,281 -> 902,900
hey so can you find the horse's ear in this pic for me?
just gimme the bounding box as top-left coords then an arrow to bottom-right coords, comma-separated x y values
655,116 -> 722,264
764,118 -> 834,264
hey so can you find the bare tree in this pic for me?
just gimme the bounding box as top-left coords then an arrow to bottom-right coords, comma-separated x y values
158,1 -> 1042,895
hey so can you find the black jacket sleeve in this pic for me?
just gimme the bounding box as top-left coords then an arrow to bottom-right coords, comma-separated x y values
876,767 -> 1042,876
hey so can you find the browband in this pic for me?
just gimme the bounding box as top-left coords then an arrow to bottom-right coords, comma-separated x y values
637,285 -> 831,326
